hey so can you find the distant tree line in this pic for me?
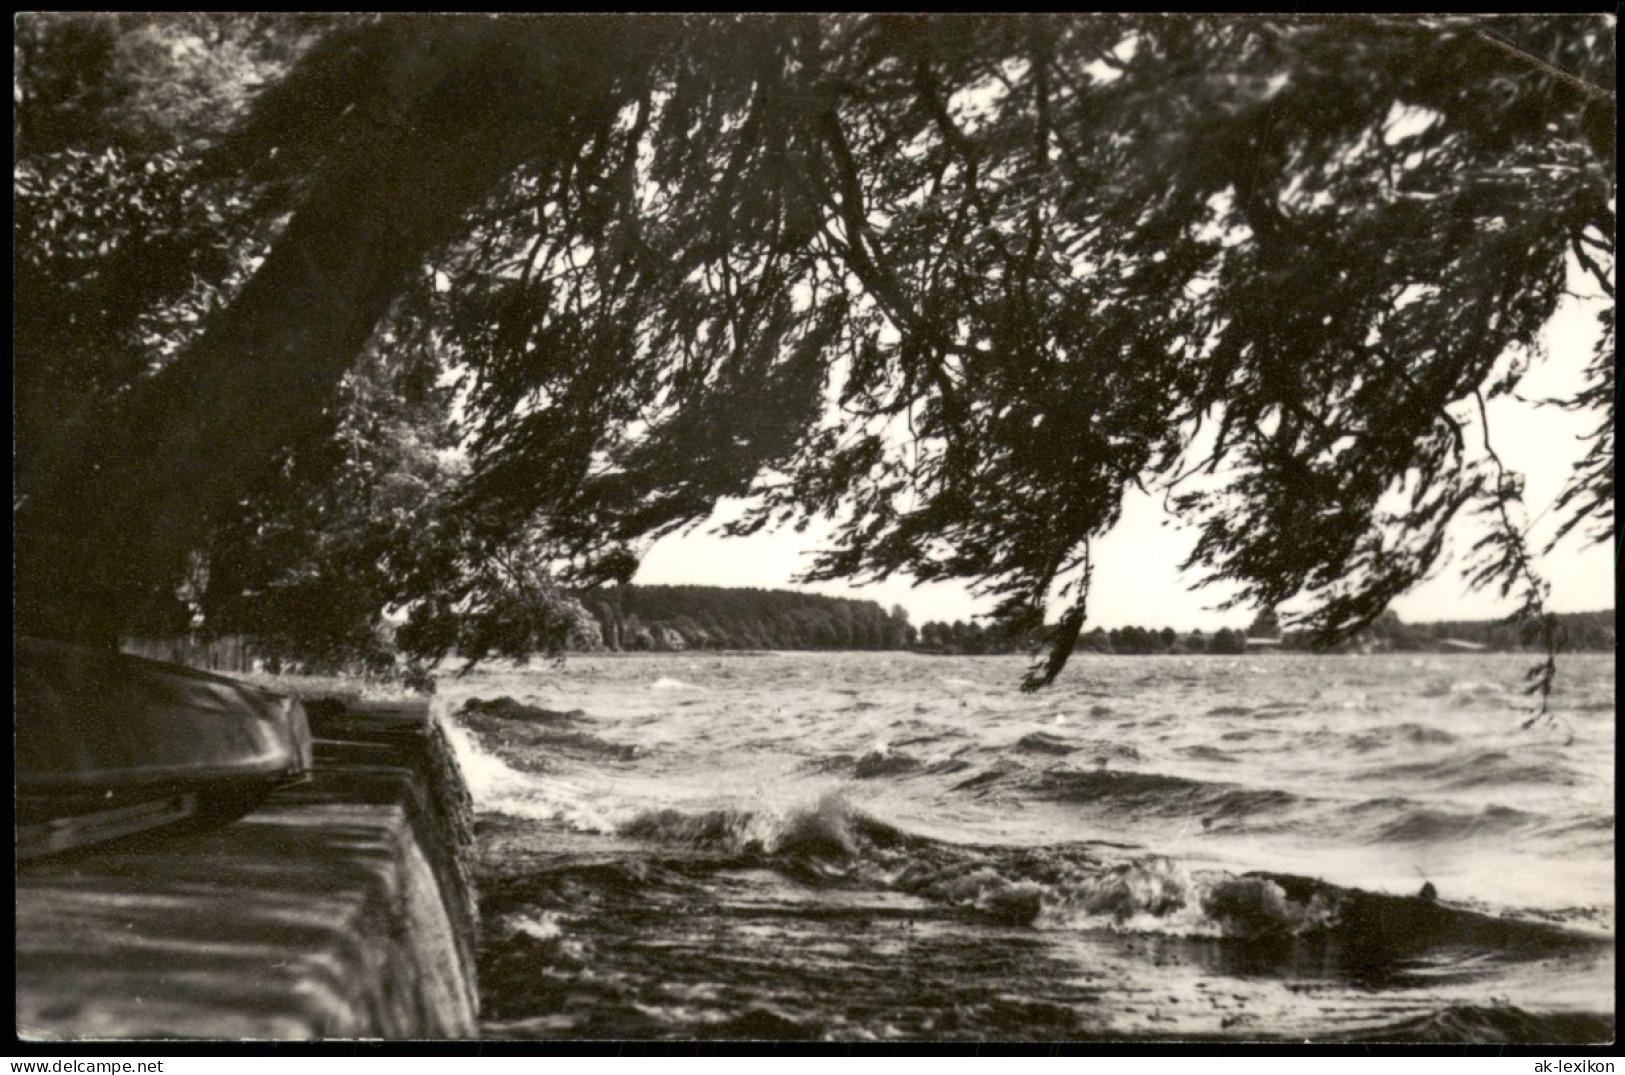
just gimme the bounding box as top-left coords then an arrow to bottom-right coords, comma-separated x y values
1305,608 -> 1616,654
573,593 -> 1612,656
124,584 -> 1607,676
915,609 -> 1612,656
573,585 -> 915,652
918,621 -> 1257,656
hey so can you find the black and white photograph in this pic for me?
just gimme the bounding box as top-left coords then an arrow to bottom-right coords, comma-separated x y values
13,12 -> 1615,1048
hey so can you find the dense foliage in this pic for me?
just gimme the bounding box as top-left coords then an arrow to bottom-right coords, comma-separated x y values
14,14 -> 334,644
579,586 -> 913,652
13,14 -> 474,673
14,15 -> 1613,694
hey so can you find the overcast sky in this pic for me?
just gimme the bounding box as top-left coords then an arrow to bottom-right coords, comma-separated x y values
638,291 -> 1613,630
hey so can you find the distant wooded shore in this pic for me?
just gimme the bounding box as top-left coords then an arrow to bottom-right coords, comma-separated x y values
120,585 -> 1613,674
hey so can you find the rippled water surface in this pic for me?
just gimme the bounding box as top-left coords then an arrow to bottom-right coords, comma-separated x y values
437,652 -> 1614,1041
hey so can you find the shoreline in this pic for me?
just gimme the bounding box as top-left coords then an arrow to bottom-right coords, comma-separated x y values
17,656 -> 1612,1041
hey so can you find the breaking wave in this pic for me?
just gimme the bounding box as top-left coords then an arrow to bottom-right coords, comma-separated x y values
608,796 -> 1463,944
438,699 -> 634,831
458,696 -> 641,765
450,651 -> 1613,1041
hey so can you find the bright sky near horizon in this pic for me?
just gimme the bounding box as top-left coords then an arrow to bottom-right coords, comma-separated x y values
637,292 -> 1614,630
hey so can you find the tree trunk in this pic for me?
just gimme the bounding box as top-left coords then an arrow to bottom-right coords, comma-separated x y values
15,19 -> 650,644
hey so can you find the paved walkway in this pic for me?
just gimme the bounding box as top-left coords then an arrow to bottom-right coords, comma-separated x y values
16,699 -> 480,1040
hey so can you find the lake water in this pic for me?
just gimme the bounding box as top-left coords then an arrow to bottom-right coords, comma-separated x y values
435,651 -> 1614,1042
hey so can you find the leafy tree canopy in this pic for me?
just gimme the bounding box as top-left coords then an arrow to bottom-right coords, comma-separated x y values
13,14 -> 1614,693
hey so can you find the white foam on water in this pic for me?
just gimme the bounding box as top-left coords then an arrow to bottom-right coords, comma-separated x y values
434,699 -> 631,832
505,910 -> 567,941
1033,859 -> 1341,940
457,651 -> 1613,1039
449,651 -> 1613,922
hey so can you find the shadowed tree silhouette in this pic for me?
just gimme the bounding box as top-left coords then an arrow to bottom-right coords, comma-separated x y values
14,14 -> 1613,694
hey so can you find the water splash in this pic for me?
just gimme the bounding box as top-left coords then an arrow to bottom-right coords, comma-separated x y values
436,699 -> 631,831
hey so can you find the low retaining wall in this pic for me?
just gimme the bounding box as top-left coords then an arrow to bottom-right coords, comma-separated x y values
15,699 -> 479,1040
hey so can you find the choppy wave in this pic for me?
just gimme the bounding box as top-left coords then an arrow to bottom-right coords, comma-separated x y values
493,790 -> 1613,1004
1014,731 -> 1076,755
1180,744 -> 1238,764
437,700 -> 633,830
613,796 -> 1236,935
459,697 -> 641,764
603,791 -> 1603,961
1357,749 -> 1575,789
447,652 -> 1614,1041
1369,804 -> 1538,843
618,792 -> 913,861
1344,723 -> 1460,752
796,750 -> 928,779
1015,767 -> 1305,823
1346,1005 -> 1613,1044
462,696 -> 587,726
